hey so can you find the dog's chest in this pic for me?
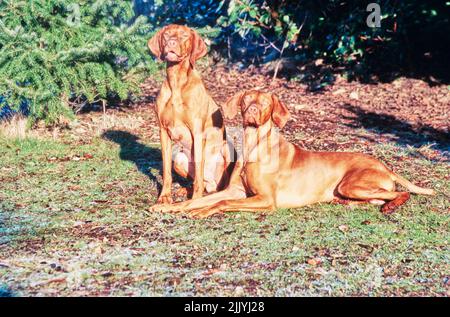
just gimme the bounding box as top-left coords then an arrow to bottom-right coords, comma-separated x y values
159,107 -> 192,145
168,124 -> 191,146
158,94 -> 191,125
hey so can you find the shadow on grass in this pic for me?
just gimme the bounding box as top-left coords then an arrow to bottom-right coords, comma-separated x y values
342,104 -> 450,161
102,130 -> 191,196
102,130 -> 163,194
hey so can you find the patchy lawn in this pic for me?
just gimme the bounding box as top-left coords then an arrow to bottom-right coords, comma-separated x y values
0,71 -> 449,296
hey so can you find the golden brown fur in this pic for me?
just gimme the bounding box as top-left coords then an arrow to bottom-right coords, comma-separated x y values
150,90 -> 434,218
148,24 -> 234,204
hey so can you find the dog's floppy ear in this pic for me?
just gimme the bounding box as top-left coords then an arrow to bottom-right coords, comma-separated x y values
189,29 -> 207,67
271,94 -> 290,129
148,27 -> 166,60
223,91 -> 245,119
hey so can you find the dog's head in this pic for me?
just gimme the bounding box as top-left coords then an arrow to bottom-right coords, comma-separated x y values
148,24 -> 207,66
223,90 -> 290,129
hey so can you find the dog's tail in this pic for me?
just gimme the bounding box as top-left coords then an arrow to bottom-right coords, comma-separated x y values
390,171 -> 435,196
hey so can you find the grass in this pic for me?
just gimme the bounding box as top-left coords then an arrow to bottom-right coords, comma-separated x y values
0,129 -> 449,296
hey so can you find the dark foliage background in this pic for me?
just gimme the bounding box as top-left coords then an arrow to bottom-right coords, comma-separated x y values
1,0 -> 448,124
136,0 -> 448,84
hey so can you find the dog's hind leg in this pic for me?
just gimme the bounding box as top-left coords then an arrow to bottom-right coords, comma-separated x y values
337,169 -> 410,214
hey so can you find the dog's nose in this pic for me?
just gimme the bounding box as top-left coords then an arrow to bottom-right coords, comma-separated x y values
247,105 -> 258,115
167,39 -> 177,48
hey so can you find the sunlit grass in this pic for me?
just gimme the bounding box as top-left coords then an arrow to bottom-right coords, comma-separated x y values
0,133 -> 448,296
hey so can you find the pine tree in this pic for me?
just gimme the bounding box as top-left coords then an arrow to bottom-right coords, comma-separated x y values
0,0 -> 158,125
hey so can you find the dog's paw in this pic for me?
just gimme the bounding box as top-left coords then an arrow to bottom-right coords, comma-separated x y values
381,202 -> 397,215
381,193 -> 410,215
156,194 -> 173,205
149,204 -> 178,213
187,208 -> 220,219
148,204 -> 165,212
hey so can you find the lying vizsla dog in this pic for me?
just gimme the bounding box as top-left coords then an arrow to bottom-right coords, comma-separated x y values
150,90 -> 435,218
148,25 -> 235,204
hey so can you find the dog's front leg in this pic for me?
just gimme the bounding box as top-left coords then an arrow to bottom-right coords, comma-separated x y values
188,195 -> 275,218
157,127 -> 173,204
191,123 -> 206,199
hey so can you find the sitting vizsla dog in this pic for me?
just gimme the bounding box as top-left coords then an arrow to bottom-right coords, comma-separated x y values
150,90 -> 435,218
148,25 -> 235,204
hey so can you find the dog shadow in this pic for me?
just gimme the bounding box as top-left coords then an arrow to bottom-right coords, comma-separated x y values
102,130 -> 163,193
102,130 -> 190,195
